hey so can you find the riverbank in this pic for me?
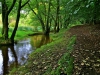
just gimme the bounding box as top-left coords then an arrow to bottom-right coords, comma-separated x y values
0,30 -> 39,45
9,24 -> 100,75
9,29 -> 76,75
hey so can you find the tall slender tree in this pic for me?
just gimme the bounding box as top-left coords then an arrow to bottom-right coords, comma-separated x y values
10,0 -> 30,42
54,0 -> 60,33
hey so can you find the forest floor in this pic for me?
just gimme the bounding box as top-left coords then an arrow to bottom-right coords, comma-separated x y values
69,24 -> 100,75
10,24 -> 100,75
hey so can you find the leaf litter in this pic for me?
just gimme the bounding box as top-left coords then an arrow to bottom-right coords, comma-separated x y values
69,24 -> 100,75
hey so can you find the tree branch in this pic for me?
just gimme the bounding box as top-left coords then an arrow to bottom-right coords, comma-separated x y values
28,3 -> 45,31
8,0 -> 16,15
21,0 -> 30,8
28,3 -> 37,15
28,3 -> 43,21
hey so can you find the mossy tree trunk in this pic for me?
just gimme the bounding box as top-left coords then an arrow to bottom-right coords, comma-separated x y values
1,0 -> 16,40
2,0 -> 9,39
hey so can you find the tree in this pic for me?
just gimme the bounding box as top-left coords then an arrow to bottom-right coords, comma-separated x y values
44,0 -> 52,35
54,0 -> 60,33
1,0 -> 16,39
10,0 -> 30,42
28,0 -> 52,35
1,0 -> 30,43
66,0 -> 100,25
28,0 -> 66,34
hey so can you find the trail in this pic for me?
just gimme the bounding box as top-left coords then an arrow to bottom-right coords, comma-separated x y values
69,25 -> 100,75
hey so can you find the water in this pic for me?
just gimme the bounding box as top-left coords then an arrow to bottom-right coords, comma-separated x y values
0,35 -> 52,75
30,35 -> 52,48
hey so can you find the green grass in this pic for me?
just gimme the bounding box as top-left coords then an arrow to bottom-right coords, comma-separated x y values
50,29 -> 68,40
56,36 -> 76,75
0,26 -> 34,40
9,28 -> 76,75
14,30 -> 33,40
9,29 -> 66,75
8,30 -> 33,41
43,35 -> 76,75
8,26 -> 34,40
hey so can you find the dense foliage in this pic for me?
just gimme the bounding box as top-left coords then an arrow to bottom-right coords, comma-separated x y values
0,0 -> 100,42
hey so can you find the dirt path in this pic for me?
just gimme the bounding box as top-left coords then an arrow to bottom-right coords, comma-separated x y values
69,25 -> 100,75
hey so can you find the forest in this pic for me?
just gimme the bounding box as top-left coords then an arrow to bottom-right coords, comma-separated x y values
0,0 -> 100,75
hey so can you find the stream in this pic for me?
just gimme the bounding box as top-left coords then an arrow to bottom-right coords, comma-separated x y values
0,35 -> 52,75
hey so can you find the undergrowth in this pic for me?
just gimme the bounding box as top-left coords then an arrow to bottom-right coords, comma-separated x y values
43,36 -> 76,75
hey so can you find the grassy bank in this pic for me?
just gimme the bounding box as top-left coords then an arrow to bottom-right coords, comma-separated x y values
0,26 -> 34,40
0,27 -> 34,45
9,29 -> 76,75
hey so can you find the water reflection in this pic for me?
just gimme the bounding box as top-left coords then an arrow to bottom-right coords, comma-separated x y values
14,39 -> 33,65
0,35 -> 52,75
30,35 -> 52,48
0,38 -> 33,75
0,46 -> 17,75
1,46 -> 9,75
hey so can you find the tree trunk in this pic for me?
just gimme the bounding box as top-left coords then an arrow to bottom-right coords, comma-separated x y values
1,1 -> 9,39
93,0 -> 100,24
57,23 -> 60,32
10,0 -> 30,42
54,20 -> 57,33
3,18 -> 9,39
54,0 -> 60,33
1,0 -> 16,40
10,0 -> 21,42
44,0 -> 51,35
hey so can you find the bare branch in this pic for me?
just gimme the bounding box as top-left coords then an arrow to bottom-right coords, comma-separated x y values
28,3 -> 37,15
8,0 -> 16,15
21,0 -> 30,8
